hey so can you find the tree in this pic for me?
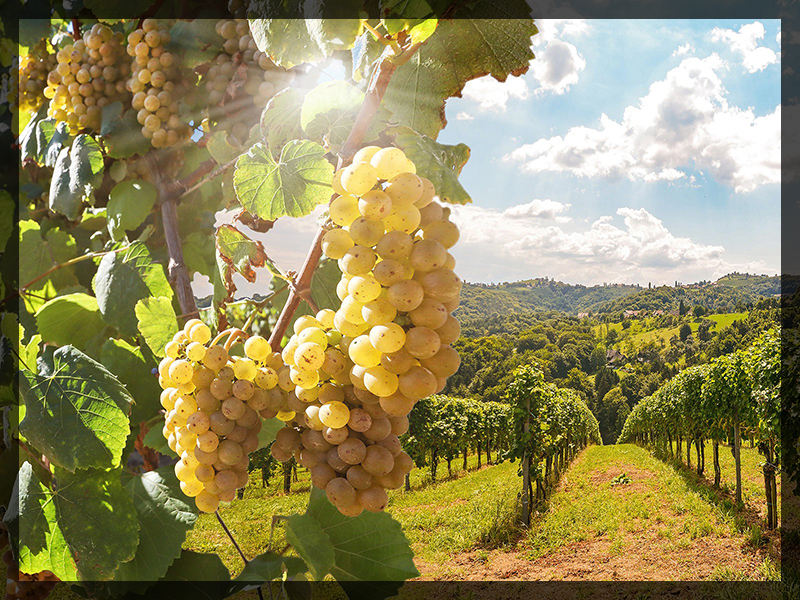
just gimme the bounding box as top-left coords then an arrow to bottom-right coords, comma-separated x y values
594,366 -> 620,406
679,299 -> 687,316
693,305 -> 706,317
679,323 -> 692,342
596,387 -> 630,444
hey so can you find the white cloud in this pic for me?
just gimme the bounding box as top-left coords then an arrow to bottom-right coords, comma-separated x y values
673,43 -> 694,56
711,21 -> 778,73
455,112 -> 474,121
446,201 -> 767,285
460,75 -> 529,111
504,54 -> 781,193
502,198 -> 571,220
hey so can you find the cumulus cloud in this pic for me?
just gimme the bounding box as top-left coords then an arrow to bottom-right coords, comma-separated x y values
446,201 -> 760,285
711,21 -> 779,73
455,19 -> 587,111
504,54 -> 781,193
455,112 -> 474,121
673,43 -> 694,56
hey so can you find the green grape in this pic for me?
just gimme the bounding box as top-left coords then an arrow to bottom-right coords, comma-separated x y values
370,147 -> 410,181
364,365 -> 400,397
349,217 -> 385,247
359,485 -> 389,512
294,342 -> 326,371
322,348 -> 347,375
384,204 -> 421,234
376,231 -> 414,261
186,342 -> 206,362
378,392 -> 415,417
203,345 -> 229,370
398,365 -> 438,400
195,490 -> 220,513
291,367 -> 320,389
387,280 -> 425,312
330,194 -> 362,226
369,323 -> 406,354
409,298 -> 448,329
339,246 -> 377,276
410,239 -> 448,273
190,322 -> 212,344
326,477 -> 357,508
169,360 -> 194,385
340,296 -> 367,325
255,366 -> 279,389
404,326 -> 441,359
372,259 -> 407,287
361,444 -> 395,477
352,145 -> 381,164
419,268 -> 462,303
348,335 -> 382,368
420,345 -> 461,378
340,162 -> 378,196
422,220 -> 460,249
333,311 -> 369,337
294,315 -> 323,334
322,228 -> 355,259
319,401 -> 350,428
419,202 -> 444,227
337,438 -> 367,465
298,326 -> 328,348
362,295 -> 398,326
348,275 -> 382,303
414,177 -> 436,208
233,358 -> 258,380
244,336 -> 270,361
384,172 -> 423,206
316,308 -> 336,329
358,190 -> 393,221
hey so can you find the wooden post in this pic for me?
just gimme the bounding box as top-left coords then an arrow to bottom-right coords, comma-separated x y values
713,441 -> 721,488
733,414 -> 742,504
522,396 -> 531,527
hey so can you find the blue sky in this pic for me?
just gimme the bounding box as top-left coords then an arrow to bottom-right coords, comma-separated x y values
195,19 -> 782,297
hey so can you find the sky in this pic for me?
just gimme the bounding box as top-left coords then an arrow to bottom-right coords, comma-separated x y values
193,19 -> 782,297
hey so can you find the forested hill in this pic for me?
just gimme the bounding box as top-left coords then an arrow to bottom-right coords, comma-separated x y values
456,279 -> 641,320
456,274 -> 781,321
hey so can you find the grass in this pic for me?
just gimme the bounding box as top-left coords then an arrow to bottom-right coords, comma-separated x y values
184,452 -> 521,575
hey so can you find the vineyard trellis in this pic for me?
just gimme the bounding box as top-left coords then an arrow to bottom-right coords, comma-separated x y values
618,328 -> 781,529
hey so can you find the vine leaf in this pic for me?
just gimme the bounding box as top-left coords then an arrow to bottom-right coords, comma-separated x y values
233,140 -> 334,220
247,15 -> 362,69
34,293 -> 105,350
390,126 -> 471,204
135,296 -> 179,359
285,487 -> 419,582
100,102 -> 150,159
101,339 -> 161,425
11,463 -> 139,582
106,180 -> 157,240
384,7 -> 537,138
49,134 -> 105,221
260,87 -> 305,153
37,118 -> 72,168
216,224 -> 269,283
19,104 -> 48,164
19,221 -> 78,292
20,345 -> 133,472
93,242 -> 173,338
114,468 -> 198,584
167,20 -> 223,69
234,551 -> 308,582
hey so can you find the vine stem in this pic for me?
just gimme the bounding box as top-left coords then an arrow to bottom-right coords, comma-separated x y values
267,43 -> 416,351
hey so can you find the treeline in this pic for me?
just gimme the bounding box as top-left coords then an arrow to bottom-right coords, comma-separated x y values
618,329 -> 780,528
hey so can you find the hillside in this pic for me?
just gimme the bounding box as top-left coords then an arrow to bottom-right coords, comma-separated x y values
456,274 -> 781,321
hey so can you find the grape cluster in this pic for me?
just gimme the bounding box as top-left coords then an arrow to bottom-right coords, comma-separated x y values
125,19 -> 194,148
18,43 -> 56,113
269,146 -> 463,516
202,19 -> 294,146
1,521 -> 58,600
158,319 -> 271,514
43,23 -> 129,133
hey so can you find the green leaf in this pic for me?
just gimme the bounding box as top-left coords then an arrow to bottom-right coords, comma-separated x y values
143,421 -> 176,457
162,550 -> 231,582
19,221 -> 78,292
234,552 -> 307,582
100,102 -> 150,159
207,131 -> 240,166
216,224 -> 269,283
101,339 -> 161,424
183,230 -> 216,279
350,31 -> 383,84
13,463 -> 139,582
291,487 -> 419,581
260,87 -> 305,153
384,12 -> 537,137
300,81 -> 366,150
19,19 -> 51,49
167,20 -> 223,69
285,513 -> 335,581
233,141 -> 333,220
49,135 -> 105,221
20,345 -> 133,472
391,126 -> 471,204
37,118 -> 72,168
135,296 -> 178,359
93,243 -> 173,337
107,180 -> 157,239
258,417 -> 283,448
19,104 -> 48,164
0,189 -> 15,253
35,293 -> 105,350
114,468 -> 198,583
247,17 -> 362,69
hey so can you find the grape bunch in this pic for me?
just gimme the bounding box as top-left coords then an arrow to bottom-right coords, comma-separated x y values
268,146 -> 463,516
18,42 -> 56,113
157,319 -> 272,514
125,19 -> 194,148
43,23 -> 129,133
201,19 -> 294,146
1,521 -> 58,600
